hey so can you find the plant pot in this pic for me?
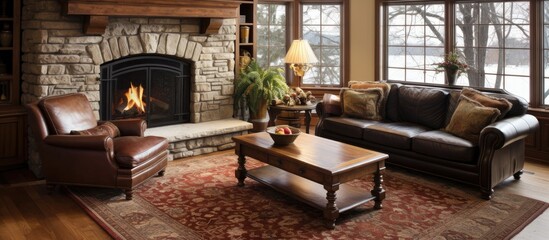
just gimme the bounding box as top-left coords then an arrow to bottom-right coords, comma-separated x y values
445,68 -> 459,86
249,99 -> 268,132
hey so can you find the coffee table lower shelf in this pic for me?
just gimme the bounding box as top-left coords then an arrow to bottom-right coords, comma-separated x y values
247,165 -> 376,213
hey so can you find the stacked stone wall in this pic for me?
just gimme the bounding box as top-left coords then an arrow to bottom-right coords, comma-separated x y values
21,0 -> 239,176
21,0 -> 236,123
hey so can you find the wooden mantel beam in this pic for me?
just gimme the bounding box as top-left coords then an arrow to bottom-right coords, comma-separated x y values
62,0 -> 241,35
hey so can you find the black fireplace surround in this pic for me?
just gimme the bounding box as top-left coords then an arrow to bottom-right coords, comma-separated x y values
100,55 -> 191,127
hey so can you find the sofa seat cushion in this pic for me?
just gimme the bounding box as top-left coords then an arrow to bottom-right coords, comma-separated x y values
323,117 -> 378,139
412,130 -> 477,163
363,122 -> 430,150
114,136 -> 168,168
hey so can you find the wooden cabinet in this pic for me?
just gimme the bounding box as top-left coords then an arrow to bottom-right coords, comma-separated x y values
0,0 -> 25,169
236,0 -> 257,73
0,108 -> 26,169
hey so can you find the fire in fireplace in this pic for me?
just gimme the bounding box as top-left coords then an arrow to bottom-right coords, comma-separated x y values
100,55 -> 191,127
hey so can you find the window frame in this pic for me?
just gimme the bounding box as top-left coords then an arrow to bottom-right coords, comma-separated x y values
376,0 -> 549,109
257,0 -> 349,92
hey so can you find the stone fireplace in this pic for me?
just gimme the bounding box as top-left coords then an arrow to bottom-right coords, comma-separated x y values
100,55 -> 191,127
21,0 -> 252,176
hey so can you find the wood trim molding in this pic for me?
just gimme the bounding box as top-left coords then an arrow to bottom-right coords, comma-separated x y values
62,0 -> 241,34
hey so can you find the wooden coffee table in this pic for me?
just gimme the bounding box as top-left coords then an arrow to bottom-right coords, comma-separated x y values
232,132 -> 388,228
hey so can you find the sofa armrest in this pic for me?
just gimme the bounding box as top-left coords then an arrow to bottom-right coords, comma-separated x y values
318,94 -> 342,119
44,135 -> 114,151
105,118 -> 146,136
480,114 -> 539,149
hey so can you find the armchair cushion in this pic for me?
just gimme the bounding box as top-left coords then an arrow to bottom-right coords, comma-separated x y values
114,136 -> 168,168
71,121 -> 120,138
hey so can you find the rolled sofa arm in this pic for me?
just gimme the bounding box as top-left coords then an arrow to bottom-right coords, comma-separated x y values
319,93 -> 342,119
44,135 -> 114,151
480,114 -> 539,149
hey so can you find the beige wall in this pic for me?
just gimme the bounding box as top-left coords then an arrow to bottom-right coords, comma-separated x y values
349,0 -> 376,82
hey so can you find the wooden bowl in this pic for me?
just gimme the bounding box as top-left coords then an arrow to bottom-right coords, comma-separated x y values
266,125 -> 301,145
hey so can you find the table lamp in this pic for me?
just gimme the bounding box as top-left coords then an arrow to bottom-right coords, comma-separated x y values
284,39 -> 318,80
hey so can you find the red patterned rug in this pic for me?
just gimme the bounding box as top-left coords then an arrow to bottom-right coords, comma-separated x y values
68,152 -> 548,240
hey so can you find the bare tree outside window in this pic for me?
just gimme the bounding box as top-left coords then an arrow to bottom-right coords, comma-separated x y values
302,4 -> 342,86
257,4 -> 287,70
385,1 -> 531,102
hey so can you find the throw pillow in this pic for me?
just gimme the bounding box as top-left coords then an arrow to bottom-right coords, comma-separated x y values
70,121 -> 121,138
348,81 -> 391,119
445,96 -> 501,144
461,87 -> 512,119
340,88 -> 383,121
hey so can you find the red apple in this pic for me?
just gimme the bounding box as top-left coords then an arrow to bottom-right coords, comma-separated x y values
275,127 -> 285,134
283,127 -> 292,134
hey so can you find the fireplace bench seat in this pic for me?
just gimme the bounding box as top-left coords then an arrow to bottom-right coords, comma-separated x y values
145,118 -> 252,160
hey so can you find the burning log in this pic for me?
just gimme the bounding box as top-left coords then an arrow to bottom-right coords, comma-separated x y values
150,97 -> 169,111
124,82 -> 146,113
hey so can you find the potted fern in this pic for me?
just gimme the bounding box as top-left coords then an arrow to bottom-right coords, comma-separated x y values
234,59 -> 289,131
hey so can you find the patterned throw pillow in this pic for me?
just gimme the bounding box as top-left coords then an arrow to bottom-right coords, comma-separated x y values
340,88 -> 384,121
445,96 -> 501,144
70,121 -> 121,138
461,87 -> 512,119
348,81 -> 391,119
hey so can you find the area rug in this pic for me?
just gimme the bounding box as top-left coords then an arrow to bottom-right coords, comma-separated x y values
68,152 -> 548,240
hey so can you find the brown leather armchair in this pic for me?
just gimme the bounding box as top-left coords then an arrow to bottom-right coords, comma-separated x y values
26,93 -> 168,200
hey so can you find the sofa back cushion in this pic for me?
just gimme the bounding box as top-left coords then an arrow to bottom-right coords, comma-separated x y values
398,86 -> 449,129
385,83 -> 401,122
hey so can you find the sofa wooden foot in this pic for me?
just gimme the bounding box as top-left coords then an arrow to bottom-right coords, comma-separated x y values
158,169 -> 165,177
513,170 -> 523,180
481,188 -> 493,200
125,189 -> 133,200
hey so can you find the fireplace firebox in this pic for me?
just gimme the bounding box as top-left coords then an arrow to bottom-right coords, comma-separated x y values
100,55 -> 191,127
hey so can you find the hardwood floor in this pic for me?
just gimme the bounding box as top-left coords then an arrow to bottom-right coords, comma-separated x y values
0,122 -> 548,239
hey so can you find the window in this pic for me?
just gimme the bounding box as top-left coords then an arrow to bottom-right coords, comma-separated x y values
385,4 -> 445,84
380,0 -> 538,106
302,3 -> 343,86
256,0 -> 348,88
455,2 -> 530,100
544,1 -> 549,105
257,3 -> 288,70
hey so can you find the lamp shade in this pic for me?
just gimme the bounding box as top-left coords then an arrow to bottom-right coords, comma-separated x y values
284,40 -> 318,64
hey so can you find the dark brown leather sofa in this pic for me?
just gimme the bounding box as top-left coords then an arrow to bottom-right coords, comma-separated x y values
26,93 -> 168,200
315,84 -> 539,199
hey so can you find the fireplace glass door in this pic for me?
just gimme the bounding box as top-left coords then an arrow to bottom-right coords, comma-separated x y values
100,55 -> 191,127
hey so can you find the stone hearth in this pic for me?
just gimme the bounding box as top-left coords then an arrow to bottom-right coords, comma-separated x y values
146,119 -> 252,160
20,0 -> 250,176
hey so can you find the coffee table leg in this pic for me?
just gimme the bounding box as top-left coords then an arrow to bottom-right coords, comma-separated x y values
235,152 -> 247,187
371,167 -> 385,209
323,184 -> 340,229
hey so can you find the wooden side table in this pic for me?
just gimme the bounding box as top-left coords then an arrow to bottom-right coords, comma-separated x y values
268,103 -> 317,134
